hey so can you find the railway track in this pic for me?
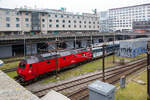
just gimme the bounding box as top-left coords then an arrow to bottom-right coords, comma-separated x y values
32,58 -> 146,98
2,67 -> 17,73
67,60 -> 147,100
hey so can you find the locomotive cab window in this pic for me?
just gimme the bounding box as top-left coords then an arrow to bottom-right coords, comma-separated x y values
19,63 -> 25,69
29,64 -> 32,68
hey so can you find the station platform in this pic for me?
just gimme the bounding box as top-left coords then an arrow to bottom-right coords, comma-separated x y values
0,70 -> 40,100
0,70 -> 70,100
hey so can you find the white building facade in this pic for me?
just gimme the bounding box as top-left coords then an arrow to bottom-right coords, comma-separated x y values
0,8 -> 100,35
108,3 -> 150,32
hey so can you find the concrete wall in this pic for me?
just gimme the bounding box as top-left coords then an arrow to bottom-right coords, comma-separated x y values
0,45 -> 12,58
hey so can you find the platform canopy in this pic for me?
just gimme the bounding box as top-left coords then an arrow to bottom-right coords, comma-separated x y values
0,60 -> 4,66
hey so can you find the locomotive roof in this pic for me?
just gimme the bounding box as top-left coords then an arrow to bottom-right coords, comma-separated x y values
24,48 -> 90,64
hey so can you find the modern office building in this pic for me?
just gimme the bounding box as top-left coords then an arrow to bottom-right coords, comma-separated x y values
0,8 -> 100,35
108,3 -> 150,32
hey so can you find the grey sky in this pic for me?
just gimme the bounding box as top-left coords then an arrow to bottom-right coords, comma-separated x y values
1,0 -> 150,13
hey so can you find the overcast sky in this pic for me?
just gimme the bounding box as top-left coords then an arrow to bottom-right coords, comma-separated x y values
1,0 -> 150,13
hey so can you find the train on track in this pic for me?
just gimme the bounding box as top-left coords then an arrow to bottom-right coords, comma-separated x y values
15,37 -> 150,83
15,41 -> 120,83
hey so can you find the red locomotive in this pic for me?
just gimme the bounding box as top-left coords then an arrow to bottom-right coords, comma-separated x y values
16,48 -> 92,82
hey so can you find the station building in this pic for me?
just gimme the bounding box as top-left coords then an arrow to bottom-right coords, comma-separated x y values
0,8 -> 100,35
0,7 -> 100,58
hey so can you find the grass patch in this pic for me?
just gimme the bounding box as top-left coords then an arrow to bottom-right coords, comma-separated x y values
41,54 -> 146,84
0,61 -> 19,70
116,71 -> 147,100
1,56 -> 23,62
7,71 -> 17,79
40,55 -> 117,83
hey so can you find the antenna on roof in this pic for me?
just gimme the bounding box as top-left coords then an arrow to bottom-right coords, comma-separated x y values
92,9 -> 97,14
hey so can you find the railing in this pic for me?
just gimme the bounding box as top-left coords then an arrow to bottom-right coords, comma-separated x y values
0,32 -> 150,40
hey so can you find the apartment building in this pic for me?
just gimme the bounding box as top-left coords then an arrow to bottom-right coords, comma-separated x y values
0,8 -> 100,35
108,3 -> 150,32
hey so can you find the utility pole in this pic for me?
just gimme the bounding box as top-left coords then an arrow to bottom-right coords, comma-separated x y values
56,38 -> 59,77
102,44 -> 105,82
147,41 -> 150,100
113,33 -> 115,63
75,35 -> 76,49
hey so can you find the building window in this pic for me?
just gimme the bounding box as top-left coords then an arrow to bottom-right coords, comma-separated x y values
25,12 -> 28,15
93,22 -> 95,24
78,16 -> 80,19
79,25 -> 81,28
42,19 -> 45,22
55,15 -> 57,18
6,17 -> 10,21
49,24 -> 52,27
74,25 -> 76,28
16,12 -> 20,16
61,15 -> 63,18
68,20 -> 71,23
48,14 -> 51,17
74,20 -> 76,23
49,19 -> 52,22
56,24 -> 59,28
68,25 -> 71,28
16,24 -> 20,27
89,25 -> 91,28
25,18 -> 29,22
89,21 -> 91,24
84,25 -> 86,28
5,11 -> 10,15
42,13 -> 45,16
84,21 -> 86,24
6,24 -> 10,27
67,15 -> 69,18
79,21 -> 82,23
62,25 -> 65,28
42,24 -> 45,28
26,24 -> 29,27
62,20 -> 65,23
56,19 -> 59,22
16,18 -> 19,22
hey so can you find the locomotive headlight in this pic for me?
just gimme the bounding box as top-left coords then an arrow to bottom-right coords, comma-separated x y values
28,70 -> 32,73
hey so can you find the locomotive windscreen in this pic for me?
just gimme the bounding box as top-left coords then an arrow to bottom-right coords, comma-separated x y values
26,56 -> 39,64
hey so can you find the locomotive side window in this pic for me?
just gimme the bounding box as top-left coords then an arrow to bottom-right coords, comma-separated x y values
47,61 -> 50,64
29,64 -> 32,68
